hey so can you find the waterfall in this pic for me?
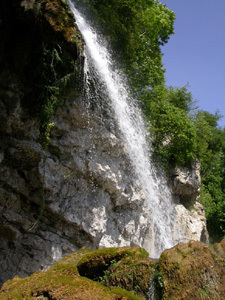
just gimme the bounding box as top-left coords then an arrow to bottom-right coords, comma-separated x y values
147,274 -> 157,300
68,0 -> 180,258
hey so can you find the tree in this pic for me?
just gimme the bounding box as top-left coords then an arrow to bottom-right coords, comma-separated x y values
143,85 -> 197,166
195,111 -> 225,241
84,0 -> 175,91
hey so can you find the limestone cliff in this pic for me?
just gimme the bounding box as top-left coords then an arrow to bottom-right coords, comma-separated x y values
0,0 -> 208,287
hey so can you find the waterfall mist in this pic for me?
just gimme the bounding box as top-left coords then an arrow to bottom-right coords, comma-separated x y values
69,0 -> 182,257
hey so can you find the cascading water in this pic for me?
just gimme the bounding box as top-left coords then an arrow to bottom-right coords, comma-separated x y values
68,0 -> 182,257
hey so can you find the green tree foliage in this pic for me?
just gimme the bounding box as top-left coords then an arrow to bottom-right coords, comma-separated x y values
143,85 -> 197,166
196,111 -> 225,241
143,86 -> 225,240
85,0 -> 175,90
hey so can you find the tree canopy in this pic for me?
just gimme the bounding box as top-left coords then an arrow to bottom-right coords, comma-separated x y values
85,0 -> 175,90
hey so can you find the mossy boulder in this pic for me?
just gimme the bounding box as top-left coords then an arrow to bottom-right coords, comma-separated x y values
1,242 -> 225,299
211,236 -> 225,260
77,247 -> 154,298
159,240 -> 225,299
0,247 -> 150,300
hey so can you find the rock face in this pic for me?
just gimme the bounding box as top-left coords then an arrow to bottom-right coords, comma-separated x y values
0,0 -> 84,286
171,160 -> 201,206
0,0 -> 208,287
171,161 -> 209,244
0,0 -> 151,286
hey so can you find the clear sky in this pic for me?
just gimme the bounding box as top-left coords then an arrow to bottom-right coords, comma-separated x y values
159,0 -> 225,127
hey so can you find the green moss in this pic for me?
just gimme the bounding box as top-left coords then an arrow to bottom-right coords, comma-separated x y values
7,292 -> 24,300
78,246 -> 149,265
0,247 -> 150,300
112,287 -> 145,300
76,247 -> 153,299
197,285 -> 220,299
158,241 -> 225,299
1,243 -> 224,300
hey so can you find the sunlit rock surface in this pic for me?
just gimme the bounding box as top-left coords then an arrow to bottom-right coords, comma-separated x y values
171,160 -> 201,206
170,160 -> 208,244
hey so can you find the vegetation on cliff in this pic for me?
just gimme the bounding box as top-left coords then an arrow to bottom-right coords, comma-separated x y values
82,0 -> 175,92
0,0 -> 84,149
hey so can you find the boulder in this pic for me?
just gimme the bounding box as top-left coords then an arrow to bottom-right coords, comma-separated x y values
159,240 -> 225,299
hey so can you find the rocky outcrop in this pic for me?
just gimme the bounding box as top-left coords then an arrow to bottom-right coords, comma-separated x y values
159,239 -> 225,299
170,160 -> 209,245
0,92 -> 153,286
171,160 -> 201,206
1,241 -> 225,300
0,0 -> 209,288
173,202 -> 209,244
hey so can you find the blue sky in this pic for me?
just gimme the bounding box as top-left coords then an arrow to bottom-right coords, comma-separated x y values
159,0 -> 225,127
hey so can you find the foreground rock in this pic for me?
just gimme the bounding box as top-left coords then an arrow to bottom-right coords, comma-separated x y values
0,247 -> 152,300
159,238 -> 225,299
1,240 -> 225,300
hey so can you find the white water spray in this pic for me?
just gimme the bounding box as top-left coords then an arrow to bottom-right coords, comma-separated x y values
69,0 -> 180,257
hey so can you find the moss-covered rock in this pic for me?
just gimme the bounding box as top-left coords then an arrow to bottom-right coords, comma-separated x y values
77,247 -> 153,298
0,247 -> 149,300
20,0 -> 83,48
159,240 -> 225,299
211,236 -> 225,260
1,242 -> 224,299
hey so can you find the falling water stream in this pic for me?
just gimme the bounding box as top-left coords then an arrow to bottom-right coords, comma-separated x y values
68,0 -> 181,258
